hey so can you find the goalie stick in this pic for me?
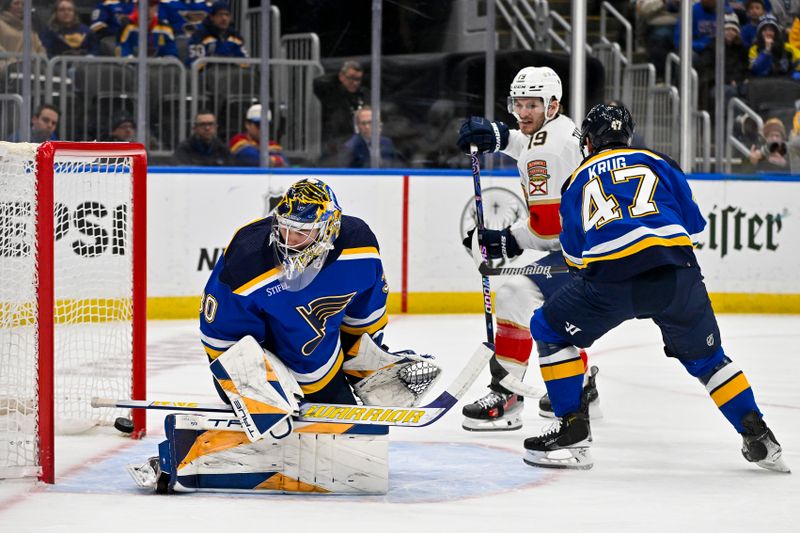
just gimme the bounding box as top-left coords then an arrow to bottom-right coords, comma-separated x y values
92,341 -> 494,428
469,144 -> 494,344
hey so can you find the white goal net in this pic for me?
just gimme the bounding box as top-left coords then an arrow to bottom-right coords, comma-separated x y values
0,141 -> 146,482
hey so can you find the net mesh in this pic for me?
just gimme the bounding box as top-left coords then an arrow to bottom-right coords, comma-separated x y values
0,142 -> 136,479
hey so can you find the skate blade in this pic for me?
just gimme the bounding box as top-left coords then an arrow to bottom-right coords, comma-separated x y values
757,455 -> 791,474
462,416 -> 522,432
126,462 -> 157,488
523,447 -> 594,470
538,402 -> 603,420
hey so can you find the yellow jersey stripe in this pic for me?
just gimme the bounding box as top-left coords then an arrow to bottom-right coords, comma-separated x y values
233,267 -> 281,295
299,349 -> 344,395
565,235 -> 694,269
340,313 -> 388,335
340,246 -> 379,256
204,345 -> 224,359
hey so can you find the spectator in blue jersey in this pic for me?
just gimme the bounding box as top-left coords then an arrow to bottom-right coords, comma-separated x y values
673,0 -> 731,64
173,110 -> 231,166
748,13 -> 800,78
116,0 -> 179,58
89,0 -> 136,41
338,106 -> 402,168
229,104 -> 288,167
521,103 -> 789,475
742,0 -> 768,47
185,2 -> 247,67
160,0 -> 210,38
39,0 -> 99,58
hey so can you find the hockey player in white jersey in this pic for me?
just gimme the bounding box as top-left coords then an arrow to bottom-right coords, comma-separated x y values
457,66 -> 600,431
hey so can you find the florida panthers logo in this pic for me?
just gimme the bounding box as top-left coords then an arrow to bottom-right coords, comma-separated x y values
527,159 -> 549,196
296,292 -> 357,355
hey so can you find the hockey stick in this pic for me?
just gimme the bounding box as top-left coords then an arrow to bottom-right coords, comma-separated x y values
469,144 -> 494,344
92,342 -> 494,428
478,261 -> 570,278
488,355 -> 545,398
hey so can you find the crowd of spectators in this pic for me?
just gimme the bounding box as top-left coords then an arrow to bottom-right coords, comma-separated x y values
0,0 -> 259,160
5,1 -> 800,172
635,0 -> 800,172
0,0 -> 246,64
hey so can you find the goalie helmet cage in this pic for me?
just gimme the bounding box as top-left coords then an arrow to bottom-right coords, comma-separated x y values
0,141 -> 147,484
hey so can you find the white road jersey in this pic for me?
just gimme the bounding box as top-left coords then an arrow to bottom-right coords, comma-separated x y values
501,114 -> 583,251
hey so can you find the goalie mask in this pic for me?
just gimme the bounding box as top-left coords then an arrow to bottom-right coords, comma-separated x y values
270,178 -> 342,291
507,66 -> 562,122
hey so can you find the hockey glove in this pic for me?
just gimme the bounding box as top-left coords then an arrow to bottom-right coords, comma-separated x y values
456,117 -> 510,154
463,227 -> 523,260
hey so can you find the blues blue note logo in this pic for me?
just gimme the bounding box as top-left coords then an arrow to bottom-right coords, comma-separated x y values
296,292 -> 357,355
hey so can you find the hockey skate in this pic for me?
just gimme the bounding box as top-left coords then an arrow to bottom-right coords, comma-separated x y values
523,412 -> 593,470
127,456 -> 171,493
741,411 -> 791,473
539,365 -> 602,419
462,389 -> 524,431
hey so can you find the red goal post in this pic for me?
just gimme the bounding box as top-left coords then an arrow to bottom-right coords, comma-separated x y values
0,141 -> 147,484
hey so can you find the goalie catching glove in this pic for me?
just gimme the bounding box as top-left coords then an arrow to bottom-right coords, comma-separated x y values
463,226 -> 523,262
457,116 -> 510,154
345,334 -> 442,407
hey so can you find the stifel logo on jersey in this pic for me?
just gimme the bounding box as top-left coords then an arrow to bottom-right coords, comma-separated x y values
527,159 -> 549,196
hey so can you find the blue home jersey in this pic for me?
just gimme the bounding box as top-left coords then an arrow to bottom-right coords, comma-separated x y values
559,148 -> 707,281
90,0 -> 136,37
200,215 -> 389,395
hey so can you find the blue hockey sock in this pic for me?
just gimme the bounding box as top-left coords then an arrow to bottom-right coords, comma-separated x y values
680,348 -> 762,433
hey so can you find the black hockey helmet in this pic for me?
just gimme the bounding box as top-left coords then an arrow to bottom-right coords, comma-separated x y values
580,103 -> 635,154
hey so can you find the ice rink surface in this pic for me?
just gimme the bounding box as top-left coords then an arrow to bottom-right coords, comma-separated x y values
1,314 -> 798,533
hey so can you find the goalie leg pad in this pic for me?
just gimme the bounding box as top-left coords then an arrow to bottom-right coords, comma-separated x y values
210,335 -> 302,442
157,414 -> 389,495
346,333 -> 441,406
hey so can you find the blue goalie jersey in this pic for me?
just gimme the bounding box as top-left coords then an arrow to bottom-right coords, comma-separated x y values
560,148 -> 707,281
200,215 -> 389,395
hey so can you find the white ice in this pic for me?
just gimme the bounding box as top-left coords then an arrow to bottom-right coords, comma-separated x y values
1,314 -> 798,533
